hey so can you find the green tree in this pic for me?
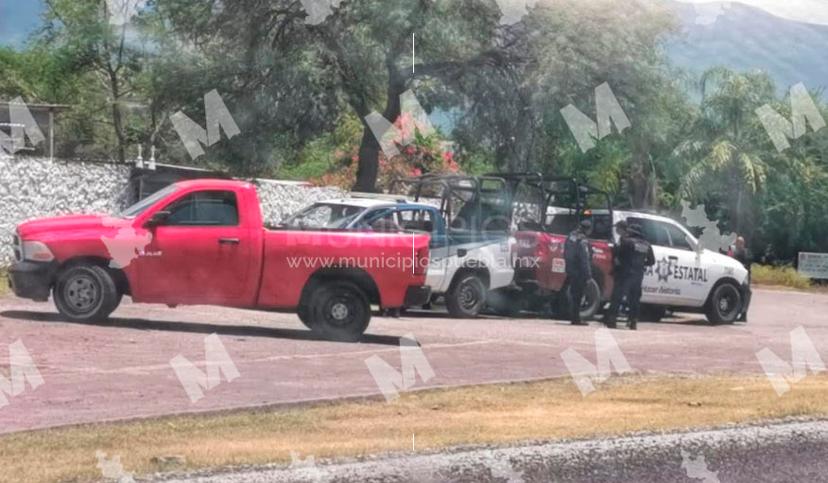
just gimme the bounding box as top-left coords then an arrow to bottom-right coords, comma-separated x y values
673,68 -> 775,236
40,0 -> 148,162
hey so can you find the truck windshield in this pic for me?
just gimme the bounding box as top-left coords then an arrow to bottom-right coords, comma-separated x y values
119,185 -> 180,218
282,203 -> 365,229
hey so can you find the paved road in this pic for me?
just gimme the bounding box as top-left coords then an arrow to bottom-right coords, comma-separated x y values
0,288 -> 826,434
160,420 -> 828,482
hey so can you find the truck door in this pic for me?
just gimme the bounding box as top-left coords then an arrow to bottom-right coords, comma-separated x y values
631,217 -> 700,306
136,189 -> 253,305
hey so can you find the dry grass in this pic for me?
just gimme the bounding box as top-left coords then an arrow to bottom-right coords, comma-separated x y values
0,269 -> 8,296
752,264 -> 812,290
1,374 -> 827,483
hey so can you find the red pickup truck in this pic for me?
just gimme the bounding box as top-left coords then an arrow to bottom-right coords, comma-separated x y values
8,179 -> 431,341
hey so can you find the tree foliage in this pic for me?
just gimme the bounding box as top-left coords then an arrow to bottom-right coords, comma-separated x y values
1,0 -> 827,260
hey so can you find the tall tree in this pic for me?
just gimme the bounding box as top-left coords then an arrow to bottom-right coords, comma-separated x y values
674,68 -> 775,236
41,0 -> 147,162
153,0 -> 526,189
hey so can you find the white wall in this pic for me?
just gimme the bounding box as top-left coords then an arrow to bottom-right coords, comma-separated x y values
0,155 -> 344,267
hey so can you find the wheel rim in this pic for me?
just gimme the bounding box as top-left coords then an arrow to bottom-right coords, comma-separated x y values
63,274 -> 100,314
459,281 -> 481,311
717,286 -> 740,318
331,302 -> 349,321
323,292 -> 360,327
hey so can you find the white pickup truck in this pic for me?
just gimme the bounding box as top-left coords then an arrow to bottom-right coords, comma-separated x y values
609,210 -> 751,323
282,185 -> 515,318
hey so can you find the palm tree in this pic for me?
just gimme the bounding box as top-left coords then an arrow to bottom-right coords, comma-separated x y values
674,67 -> 774,235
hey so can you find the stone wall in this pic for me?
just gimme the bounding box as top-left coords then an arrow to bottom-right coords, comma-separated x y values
0,155 -> 344,267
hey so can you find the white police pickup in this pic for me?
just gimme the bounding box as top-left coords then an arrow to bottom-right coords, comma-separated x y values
612,210 -> 751,324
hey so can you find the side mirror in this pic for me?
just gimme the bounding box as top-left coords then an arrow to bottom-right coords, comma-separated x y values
144,210 -> 170,228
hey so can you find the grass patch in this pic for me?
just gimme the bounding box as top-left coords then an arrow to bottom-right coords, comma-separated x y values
752,264 -> 812,290
1,374 -> 827,483
0,268 -> 8,296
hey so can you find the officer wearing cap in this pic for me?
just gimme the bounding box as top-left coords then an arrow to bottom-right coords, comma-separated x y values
564,219 -> 593,325
605,222 -> 654,330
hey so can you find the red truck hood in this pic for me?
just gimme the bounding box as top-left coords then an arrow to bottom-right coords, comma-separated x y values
16,214 -> 131,239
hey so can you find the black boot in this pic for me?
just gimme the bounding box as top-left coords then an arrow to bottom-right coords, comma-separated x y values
627,319 -> 637,331
604,316 -> 617,329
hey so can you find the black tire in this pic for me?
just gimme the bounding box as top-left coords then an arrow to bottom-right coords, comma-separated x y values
639,304 -> 666,322
446,273 -> 487,318
705,282 -> 742,324
297,304 -> 312,329
308,281 -> 371,342
561,278 -> 601,320
53,265 -> 120,322
486,288 -> 522,317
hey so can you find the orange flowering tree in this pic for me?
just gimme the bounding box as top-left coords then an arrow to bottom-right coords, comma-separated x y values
315,112 -> 460,190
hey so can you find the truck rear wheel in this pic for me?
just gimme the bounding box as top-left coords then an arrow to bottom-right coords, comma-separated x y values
559,278 -> 601,320
705,282 -> 742,324
486,288 -> 522,317
446,274 -> 487,318
54,265 -> 120,323
308,281 -> 370,342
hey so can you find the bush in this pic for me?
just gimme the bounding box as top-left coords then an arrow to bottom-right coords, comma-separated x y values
751,264 -> 812,290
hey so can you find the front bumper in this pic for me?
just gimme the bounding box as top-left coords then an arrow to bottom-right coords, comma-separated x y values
404,285 -> 432,307
8,261 -> 57,301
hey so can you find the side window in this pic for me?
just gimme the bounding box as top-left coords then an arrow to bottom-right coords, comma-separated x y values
397,209 -> 435,233
629,218 -> 669,246
665,223 -> 693,251
164,190 -> 239,226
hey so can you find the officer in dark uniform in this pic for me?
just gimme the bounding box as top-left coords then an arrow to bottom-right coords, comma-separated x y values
564,219 -> 593,326
605,222 -> 655,330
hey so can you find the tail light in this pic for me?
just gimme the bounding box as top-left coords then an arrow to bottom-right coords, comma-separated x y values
414,246 -> 429,276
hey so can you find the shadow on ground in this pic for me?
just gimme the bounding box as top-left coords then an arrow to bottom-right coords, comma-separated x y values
0,310 -> 403,346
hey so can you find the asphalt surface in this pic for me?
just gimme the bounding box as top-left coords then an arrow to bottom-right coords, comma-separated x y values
0,288 -> 826,434
157,419 -> 828,482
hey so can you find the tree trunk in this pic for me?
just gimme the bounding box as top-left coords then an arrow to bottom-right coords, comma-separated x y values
353,127 -> 382,192
108,71 -> 126,164
352,68 -> 406,192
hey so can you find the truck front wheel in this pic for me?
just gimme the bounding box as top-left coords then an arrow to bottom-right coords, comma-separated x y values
308,281 -> 371,342
53,265 -> 120,323
705,282 -> 742,324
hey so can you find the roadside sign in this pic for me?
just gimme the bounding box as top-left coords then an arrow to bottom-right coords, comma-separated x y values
798,252 -> 828,279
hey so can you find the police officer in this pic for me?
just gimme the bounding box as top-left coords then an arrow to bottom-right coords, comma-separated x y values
564,219 -> 593,326
605,222 -> 654,330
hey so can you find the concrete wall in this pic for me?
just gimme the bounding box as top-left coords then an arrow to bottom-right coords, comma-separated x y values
0,155 -> 344,267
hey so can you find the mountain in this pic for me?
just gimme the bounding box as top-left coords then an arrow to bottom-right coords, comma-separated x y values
666,1 -> 828,94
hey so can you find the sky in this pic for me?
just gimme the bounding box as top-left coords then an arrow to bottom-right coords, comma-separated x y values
0,0 -> 45,48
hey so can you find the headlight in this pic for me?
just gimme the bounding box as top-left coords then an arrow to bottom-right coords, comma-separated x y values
21,241 -> 55,262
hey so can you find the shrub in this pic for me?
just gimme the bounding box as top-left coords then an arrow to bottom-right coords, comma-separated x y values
751,264 -> 812,290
